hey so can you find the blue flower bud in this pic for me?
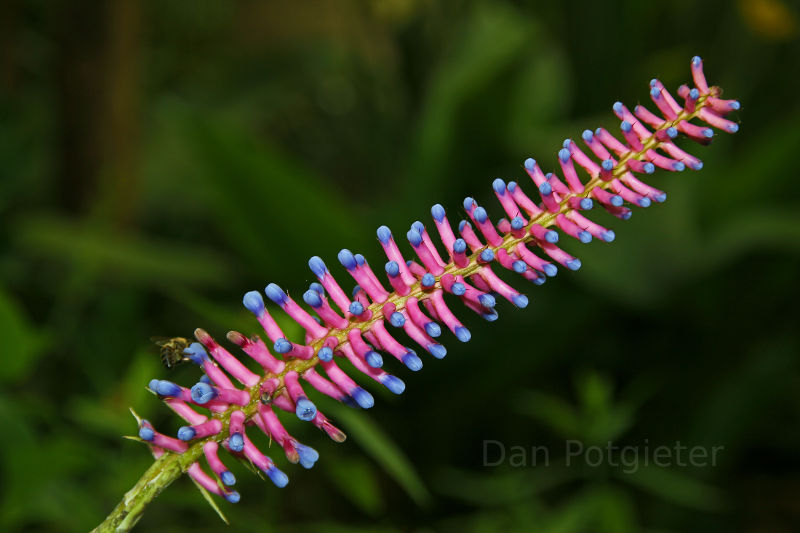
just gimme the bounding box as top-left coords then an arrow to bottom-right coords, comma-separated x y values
296,444 -> 319,469
479,293 -> 496,308
184,343 -> 208,364
303,289 -> 322,308
425,322 -> 441,337
274,338 -> 291,353
295,398 -> 317,421
318,346 -> 333,361
428,343 -> 447,359
156,380 -> 182,397
267,466 -> 289,488
308,256 -> 328,277
385,260 -> 400,277
191,382 -> 217,404
349,301 -> 364,315
407,229 -> 423,247
139,425 -> 154,441
566,258 -> 582,271
455,326 -> 471,342
431,204 -> 446,221
376,225 -> 392,244
177,426 -> 196,441
309,282 -> 325,295
382,374 -> 406,394
402,352 -> 423,372
243,291 -> 265,315
351,387 -> 374,409
365,351 -> 383,368
228,433 -> 244,452
338,249 -> 357,270
390,312 -> 405,327
265,283 -> 288,305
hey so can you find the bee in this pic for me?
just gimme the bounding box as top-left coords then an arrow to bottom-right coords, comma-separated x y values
260,386 -> 280,406
150,336 -> 193,369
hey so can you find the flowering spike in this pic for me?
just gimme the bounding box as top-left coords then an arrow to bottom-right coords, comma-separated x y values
104,58 -> 740,525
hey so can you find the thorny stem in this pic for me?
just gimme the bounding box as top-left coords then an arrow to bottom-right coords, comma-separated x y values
92,92 -> 715,532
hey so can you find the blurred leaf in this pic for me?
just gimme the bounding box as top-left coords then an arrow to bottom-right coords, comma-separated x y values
330,407 -> 431,507
434,500 -> 545,533
515,389 -> 581,438
709,110 -> 800,210
576,372 -> 614,414
405,2 -> 531,201
517,377 -> 634,444
0,396 -> 99,530
535,494 -> 591,533
13,214 -> 233,288
623,465 -> 723,512
704,208 -> 800,266
688,337 -> 798,452
69,350 -> 161,436
0,286 -> 46,382
158,104 -> 362,274
323,454 -> 385,516
587,486 -> 638,533
289,522 -> 400,533
576,373 -> 634,444
506,39 -> 572,152
432,466 -> 573,507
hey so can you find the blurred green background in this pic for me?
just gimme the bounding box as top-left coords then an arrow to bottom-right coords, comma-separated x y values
1,0 -> 799,531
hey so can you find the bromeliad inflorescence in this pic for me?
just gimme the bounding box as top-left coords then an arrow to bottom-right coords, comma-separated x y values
94,57 -> 739,531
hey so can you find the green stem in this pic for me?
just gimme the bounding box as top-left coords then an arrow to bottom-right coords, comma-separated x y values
91,454 -> 177,532
92,440 -> 207,533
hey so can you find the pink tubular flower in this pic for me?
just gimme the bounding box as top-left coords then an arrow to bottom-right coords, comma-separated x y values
134,56 -> 739,504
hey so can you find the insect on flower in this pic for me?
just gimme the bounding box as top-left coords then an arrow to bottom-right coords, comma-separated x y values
150,336 -> 194,369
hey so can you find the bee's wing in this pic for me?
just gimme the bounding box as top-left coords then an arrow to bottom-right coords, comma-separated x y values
150,336 -> 171,345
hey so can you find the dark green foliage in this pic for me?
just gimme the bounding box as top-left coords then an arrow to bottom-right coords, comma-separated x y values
0,1 -> 798,531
